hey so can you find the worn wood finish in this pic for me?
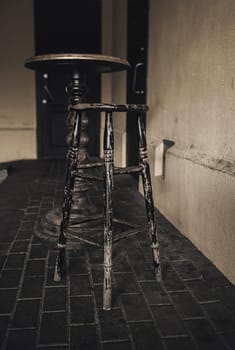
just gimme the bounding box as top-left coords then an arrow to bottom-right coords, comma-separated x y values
103,111 -> 114,310
52,100 -> 161,308
70,102 -> 148,113
54,111 -> 82,281
137,114 -> 162,282
24,53 -> 130,73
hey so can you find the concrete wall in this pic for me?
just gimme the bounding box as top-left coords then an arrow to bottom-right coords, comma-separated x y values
0,0 -> 125,164
148,0 -> 235,284
0,0 -> 36,162
101,0 -> 127,166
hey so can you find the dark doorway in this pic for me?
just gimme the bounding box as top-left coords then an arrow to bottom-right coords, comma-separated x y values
34,0 -> 101,158
127,0 -> 149,170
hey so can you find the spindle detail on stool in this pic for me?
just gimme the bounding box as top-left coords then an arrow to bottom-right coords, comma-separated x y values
24,53 -> 162,311
54,103 -> 162,310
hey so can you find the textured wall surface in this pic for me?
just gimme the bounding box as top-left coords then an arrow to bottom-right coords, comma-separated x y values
101,0 -> 127,167
148,0 -> 235,283
0,0 -> 36,162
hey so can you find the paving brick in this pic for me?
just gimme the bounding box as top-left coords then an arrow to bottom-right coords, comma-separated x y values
115,273 -> 139,294
184,319 -> 228,350
70,274 -> 91,296
38,347 -> 67,350
164,336 -> 197,350
121,294 -> 152,321
129,322 -> 164,350
0,289 -> 17,314
29,244 -> 48,259
131,262 -> 156,281
23,213 -> 39,221
0,243 -> 10,254
202,302 -> 235,332
0,269 -> 22,288
70,324 -> 98,350
5,253 -> 26,269
0,315 -> 9,346
6,329 -> 36,350
185,279 -> 218,302
102,341 -> 132,350
26,208 -> 39,214
127,250 -> 147,265
70,296 -> 94,324
215,285 -> 235,315
0,254 -> 6,270
28,200 -> 41,207
16,230 -> 32,240
222,331 -> 235,349
151,305 -> 187,336
140,281 -> 170,305
91,264 -> 103,284
43,287 -> 67,311
170,291 -> 203,319
12,299 -> 40,328
20,221 -> 35,231
68,249 -> 86,259
162,264 -> 186,291
39,312 -> 67,345
20,276 -> 45,298
170,260 -> 202,280
0,231 -> 16,243
69,257 -> 88,275
98,308 -> 129,341
32,235 -> 43,244
113,255 -> 132,272
164,248 -> 184,262
25,259 -> 46,276
40,202 -> 53,209
197,262 -> 230,288
10,241 -> 29,253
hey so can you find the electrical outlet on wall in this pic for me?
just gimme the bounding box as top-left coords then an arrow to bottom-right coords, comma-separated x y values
154,140 -> 175,177
154,142 -> 164,176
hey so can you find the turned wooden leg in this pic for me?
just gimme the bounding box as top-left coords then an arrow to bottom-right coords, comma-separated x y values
137,113 -> 162,282
103,111 -> 114,310
54,111 -> 82,281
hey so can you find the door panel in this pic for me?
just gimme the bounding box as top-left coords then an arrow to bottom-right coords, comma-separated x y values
34,0 -> 101,158
127,0 -> 149,169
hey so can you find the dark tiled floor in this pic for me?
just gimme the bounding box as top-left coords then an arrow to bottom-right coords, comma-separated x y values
0,159 -> 235,350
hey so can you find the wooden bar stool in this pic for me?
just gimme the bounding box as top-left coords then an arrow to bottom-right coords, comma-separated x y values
25,54 -> 162,311
54,103 -> 162,310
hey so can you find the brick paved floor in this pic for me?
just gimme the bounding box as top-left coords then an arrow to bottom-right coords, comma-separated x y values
0,159 -> 235,350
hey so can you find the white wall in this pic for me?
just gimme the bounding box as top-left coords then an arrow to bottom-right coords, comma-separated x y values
101,0 -> 127,166
148,0 -> 235,284
0,0 -> 36,162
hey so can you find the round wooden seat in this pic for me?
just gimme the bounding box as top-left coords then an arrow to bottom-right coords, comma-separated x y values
24,53 -> 130,73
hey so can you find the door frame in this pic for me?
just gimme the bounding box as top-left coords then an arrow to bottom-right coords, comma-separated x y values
33,0 -> 102,159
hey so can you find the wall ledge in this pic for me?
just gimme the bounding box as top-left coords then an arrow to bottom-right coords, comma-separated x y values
0,127 -> 35,131
168,146 -> 235,178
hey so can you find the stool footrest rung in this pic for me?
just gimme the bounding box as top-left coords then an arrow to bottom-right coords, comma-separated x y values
69,214 -> 103,227
113,224 -> 147,243
72,165 -> 143,180
114,165 -> 143,175
66,222 -> 148,249
77,162 -> 104,169
70,102 -> 148,113
73,172 -> 103,182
